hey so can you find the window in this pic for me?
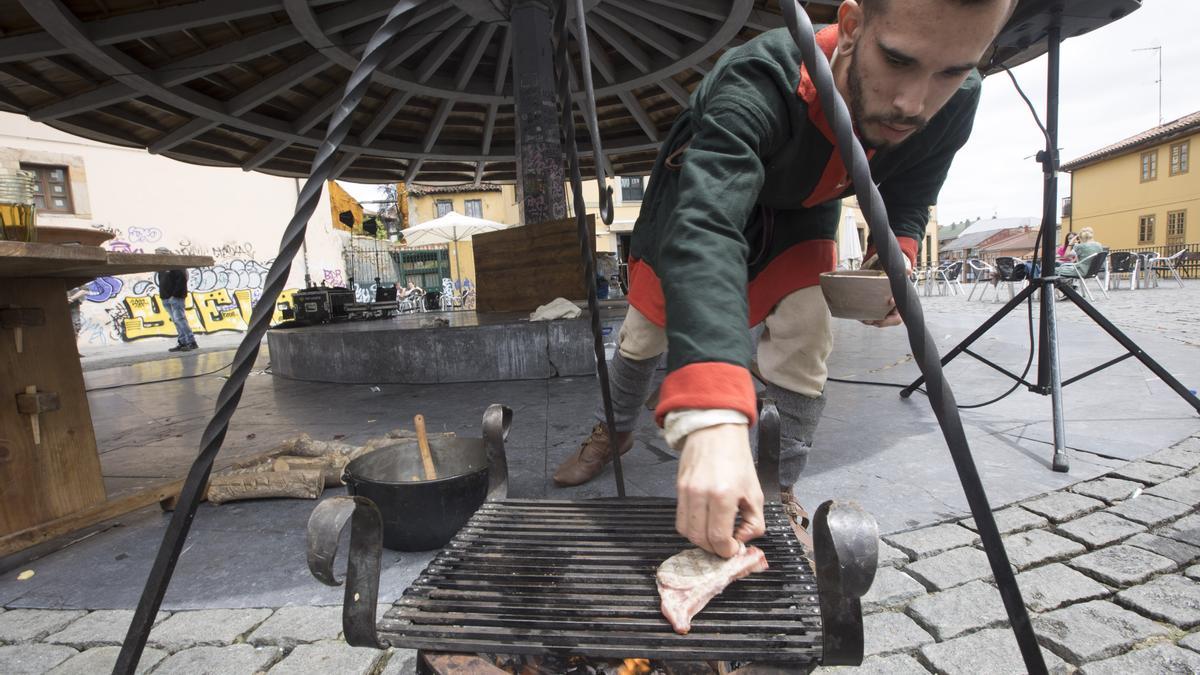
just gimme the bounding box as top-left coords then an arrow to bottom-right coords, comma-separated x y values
620,176 -> 644,201
435,199 -> 453,217
1138,214 -> 1156,244
1170,141 -> 1190,176
1167,210 -> 1187,246
464,199 -> 483,218
1140,151 -> 1158,182
20,163 -> 74,213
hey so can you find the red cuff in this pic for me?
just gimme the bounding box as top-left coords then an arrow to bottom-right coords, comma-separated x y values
864,237 -> 919,268
655,362 -> 758,427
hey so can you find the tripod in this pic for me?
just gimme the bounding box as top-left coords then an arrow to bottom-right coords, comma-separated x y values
900,12 -> 1200,473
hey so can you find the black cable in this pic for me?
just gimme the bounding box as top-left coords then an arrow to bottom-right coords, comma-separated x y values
113,3 -> 421,672
1001,65 -> 1052,149
829,293 -> 1037,409
779,3 -> 1048,673
84,361 -> 233,392
1000,66 -> 1053,265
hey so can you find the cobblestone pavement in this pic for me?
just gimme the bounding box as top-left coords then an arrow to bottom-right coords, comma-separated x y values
812,431 -> 1200,674
4,434 -> 1199,673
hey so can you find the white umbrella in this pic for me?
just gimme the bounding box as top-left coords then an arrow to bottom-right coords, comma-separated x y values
401,211 -> 513,302
839,213 -> 864,269
401,210 -> 510,246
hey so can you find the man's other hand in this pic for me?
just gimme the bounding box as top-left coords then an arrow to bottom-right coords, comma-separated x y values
676,424 -> 766,558
862,296 -> 902,327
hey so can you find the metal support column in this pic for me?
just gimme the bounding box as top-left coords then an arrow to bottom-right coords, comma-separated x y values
510,0 -> 568,225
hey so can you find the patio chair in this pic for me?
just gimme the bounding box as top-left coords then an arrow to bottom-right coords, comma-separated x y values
965,258 -> 996,300
399,288 -> 426,313
1059,249 -> 1109,301
1106,251 -> 1139,291
980,256 -> 1028,303
1147,249 -> 1188,289
933,261 -> 964,296
1135,252 -> 1157,288
439,278 -> 463,310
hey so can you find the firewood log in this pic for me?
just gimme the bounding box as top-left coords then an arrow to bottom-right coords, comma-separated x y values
206,469 -> 324,504
272,455 -> 349,487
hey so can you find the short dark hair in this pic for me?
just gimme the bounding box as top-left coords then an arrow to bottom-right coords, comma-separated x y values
862,0 -> 1016,21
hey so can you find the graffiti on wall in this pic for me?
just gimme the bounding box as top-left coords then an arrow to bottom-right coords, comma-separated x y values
77,229 -> 301,345
322,268 -> 344,287
115,285 -> 298,341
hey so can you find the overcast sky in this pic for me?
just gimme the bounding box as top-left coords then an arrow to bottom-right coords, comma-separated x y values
342,0 -> 1199,225
939,0 -> 1200,224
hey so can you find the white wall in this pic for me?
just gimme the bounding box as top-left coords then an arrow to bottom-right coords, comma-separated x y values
0,112 -> 345,353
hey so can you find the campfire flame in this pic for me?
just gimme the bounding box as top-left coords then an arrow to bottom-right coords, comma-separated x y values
618,658 -> 653,675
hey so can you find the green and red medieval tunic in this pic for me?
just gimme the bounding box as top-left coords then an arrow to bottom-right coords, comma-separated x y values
626,26 -> 982,426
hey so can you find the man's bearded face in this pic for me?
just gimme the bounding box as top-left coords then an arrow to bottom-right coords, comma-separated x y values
847,50 -> 929,150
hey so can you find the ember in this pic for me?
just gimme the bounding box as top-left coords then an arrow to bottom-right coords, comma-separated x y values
472,653 -> 673,675
618,658 -> 653,674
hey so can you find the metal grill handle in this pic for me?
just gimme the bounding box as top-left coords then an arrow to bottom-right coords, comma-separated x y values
813,501 -> 878,665
307,495 -> 389,649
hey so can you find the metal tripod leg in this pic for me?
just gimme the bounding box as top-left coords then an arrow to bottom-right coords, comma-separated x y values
900,281 -> 1038,398
1059,283 -> 1200,414
1042,279 -> 1069,472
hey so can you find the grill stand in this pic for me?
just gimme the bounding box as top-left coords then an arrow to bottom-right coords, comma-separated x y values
308,401 -> 877,670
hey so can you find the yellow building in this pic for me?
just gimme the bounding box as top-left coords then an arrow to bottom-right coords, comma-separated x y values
842,197 -> 940,268
401,178 -> 645,291
1062,111 -> 1197,254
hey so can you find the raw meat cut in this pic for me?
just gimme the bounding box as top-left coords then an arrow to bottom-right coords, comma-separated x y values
656,543 -> 769,634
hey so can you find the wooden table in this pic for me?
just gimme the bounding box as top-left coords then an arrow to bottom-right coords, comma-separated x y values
0,241 -> 213,552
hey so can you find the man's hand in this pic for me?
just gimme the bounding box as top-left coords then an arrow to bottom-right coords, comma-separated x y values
861,256 -> 910,328
676,423 -> 766,558
862,296 -> 902,327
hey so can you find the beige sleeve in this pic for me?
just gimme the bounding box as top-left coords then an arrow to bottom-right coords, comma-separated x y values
662,409 -> 750,451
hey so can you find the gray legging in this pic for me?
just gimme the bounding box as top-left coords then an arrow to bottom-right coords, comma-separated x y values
597,349 -> 826,489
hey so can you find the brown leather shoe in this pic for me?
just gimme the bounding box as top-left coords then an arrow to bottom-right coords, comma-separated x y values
552,423 -> 634,487
780,488 -> 815,571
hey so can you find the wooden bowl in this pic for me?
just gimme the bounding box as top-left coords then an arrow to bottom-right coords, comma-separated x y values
819,270 -> 894,321
35,226 -> 114,247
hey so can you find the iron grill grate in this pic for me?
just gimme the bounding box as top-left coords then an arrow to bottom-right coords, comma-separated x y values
379,498 -> 823,663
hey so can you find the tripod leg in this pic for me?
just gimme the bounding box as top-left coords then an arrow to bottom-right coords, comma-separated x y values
900,282 -> 1038,397
1043,280 -> 1069,472
1060,284 -> 1200,414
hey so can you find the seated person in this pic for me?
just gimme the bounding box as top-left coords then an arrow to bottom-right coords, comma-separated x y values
397,281 -> 418,299
1057,227 -> 1103,278
1056,231 -> 1079,262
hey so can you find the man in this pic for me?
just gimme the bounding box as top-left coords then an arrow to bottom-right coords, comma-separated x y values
552,0 -> 1015,558
156,267 -> 197,352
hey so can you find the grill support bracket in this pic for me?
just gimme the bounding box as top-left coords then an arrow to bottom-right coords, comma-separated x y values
307,401 -> 878,668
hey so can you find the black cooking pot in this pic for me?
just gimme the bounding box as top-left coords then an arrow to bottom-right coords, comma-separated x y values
342,405 -> 511,551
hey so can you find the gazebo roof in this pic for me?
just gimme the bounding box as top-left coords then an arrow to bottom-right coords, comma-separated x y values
0,0 -> 1136,184
0,0 -> 840,183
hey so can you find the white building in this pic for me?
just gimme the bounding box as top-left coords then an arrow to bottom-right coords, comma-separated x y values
1,112 -> 346,354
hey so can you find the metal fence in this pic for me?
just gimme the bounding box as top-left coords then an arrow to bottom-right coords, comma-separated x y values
1108,242 -> 1200,279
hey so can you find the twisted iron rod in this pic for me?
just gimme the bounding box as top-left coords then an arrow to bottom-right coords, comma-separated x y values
113,3 -> 421,672
778,3 -> 1047,672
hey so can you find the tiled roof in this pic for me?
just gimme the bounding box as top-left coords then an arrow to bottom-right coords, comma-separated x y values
1061,111 -> 1200,172
941,229 -> 1003,252
407,183 -> 504,196
978,230 -> 1040,253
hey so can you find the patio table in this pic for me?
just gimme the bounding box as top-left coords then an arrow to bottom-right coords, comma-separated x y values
0,240 -> 211,550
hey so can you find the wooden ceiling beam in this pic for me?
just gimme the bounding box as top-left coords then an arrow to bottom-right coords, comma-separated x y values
587,14 -> 652,74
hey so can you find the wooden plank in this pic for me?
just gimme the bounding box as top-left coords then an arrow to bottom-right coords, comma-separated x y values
0,241 -> 108,277
472,216 -> 595,313
0,479 -> 184,558
0,241 -> 212,278
0,278 -> 106,535
0,443 -> 291,556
